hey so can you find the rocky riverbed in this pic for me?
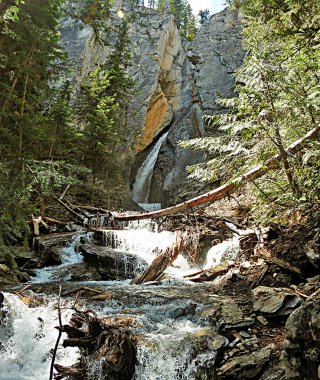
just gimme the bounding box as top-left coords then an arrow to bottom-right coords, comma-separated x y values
1,207 -> 319,379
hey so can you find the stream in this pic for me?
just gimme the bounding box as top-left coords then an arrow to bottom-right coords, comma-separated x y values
0,219 -> 243,380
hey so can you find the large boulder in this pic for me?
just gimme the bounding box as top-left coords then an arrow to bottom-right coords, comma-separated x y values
33,232 -> 77,268
283,299 -> 320,379
252,286 -> 302,317
79,244 -> 148,280
217,346 -> 272,379
212,299 -> 254,331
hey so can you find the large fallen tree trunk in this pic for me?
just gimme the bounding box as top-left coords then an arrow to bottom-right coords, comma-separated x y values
131,232 -> 188,284
115,126 -> 319,221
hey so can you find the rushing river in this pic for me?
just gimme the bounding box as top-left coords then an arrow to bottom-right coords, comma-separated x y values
0,219 -> 243,380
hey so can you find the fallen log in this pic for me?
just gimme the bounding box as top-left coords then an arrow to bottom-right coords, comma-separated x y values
42,216 -> 66,225
52,195 -> 85,223
55,310 -> 137,380
53,364 -> 84,379
131,232 -> 188,285
115,125 -> 319,221
255,247 -> 302,276
59,184 -> 71,201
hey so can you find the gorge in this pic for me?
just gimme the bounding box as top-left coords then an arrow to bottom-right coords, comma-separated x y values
1,1 -> 320,379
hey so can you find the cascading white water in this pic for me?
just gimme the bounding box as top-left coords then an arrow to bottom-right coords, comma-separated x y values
30,233 -> 87,284
101,220 -> 193,279
204,236 -> 240,269
131,132 -> 169,205
135,320 -> 203,380
0,293 -> 79,380
1,220 -> 248,379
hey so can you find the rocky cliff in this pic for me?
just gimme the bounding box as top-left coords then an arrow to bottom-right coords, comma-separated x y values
60,4 -> 244,208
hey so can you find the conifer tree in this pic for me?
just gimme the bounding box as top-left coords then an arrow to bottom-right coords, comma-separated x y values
198,9 -> 210,24
77,19 -> 135,188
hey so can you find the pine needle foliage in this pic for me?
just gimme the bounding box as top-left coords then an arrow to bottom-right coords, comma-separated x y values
182,0 -> 320,213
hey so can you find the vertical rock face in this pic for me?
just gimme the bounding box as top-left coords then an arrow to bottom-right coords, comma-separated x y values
189,9 -> 244,114
59,5 -> 244,208
150,8 -> 244,205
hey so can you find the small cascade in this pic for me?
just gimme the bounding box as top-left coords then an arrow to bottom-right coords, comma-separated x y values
30,233 -> 88,284
101,220 -> 192,279
132,132 -> 169,205
204,236 -> 241,269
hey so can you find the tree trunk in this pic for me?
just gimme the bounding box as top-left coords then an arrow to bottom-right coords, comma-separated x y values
18,47 -> 35,157
115,125 -> 319,221
131,232 -> 187,284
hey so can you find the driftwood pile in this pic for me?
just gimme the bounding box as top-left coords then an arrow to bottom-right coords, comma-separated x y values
54,310 -> 136,380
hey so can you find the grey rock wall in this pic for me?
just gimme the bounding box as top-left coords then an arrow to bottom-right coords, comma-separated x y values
151,8 -> 244,205
59,4 -> 244,208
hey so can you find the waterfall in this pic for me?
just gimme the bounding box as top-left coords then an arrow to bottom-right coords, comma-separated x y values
132,132 -> 169,205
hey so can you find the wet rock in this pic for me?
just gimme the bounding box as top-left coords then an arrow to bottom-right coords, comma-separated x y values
252,286 -> 302,316
33,232 -> 77,254
66,263 -> 102,282
79,244 -> 148,280
239,331 -> 251,339
305,242 -> 320,268
214,300 -> 254,331
0,264 -> 20,287
188,328 -> 228,380
14,254 -> 38,270
217,346 -> 272,379
38,247 -> 62,267
169,303 -> 197,319
33,232 -> 77,268
282,300 -> 320,379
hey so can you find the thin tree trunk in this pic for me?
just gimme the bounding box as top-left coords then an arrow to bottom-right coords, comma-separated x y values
263,73 -> 299,194
0,47 -> 35,127
48,123 -> 58,160
115,125 -> 319,221
0,70 -> 20,126
19,47 -> 35,157
273,126 -> 299,195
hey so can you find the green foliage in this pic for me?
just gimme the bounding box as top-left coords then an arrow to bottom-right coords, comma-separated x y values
61,0 -> 113,38
182,0 -> 320,214
198,9 -> 210,24
0,0 -> 66,158
157,0 -> 166,14
76,20 -> 135,184
0,0 -> 22,29
0,0 -> 86,264
153,0 -> 196,40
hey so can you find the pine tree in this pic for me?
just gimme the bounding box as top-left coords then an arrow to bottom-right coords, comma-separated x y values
157,0 -> 166,14
198,9 -> 210,24
0,0 -> 65,159
76,20 -> 135,188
